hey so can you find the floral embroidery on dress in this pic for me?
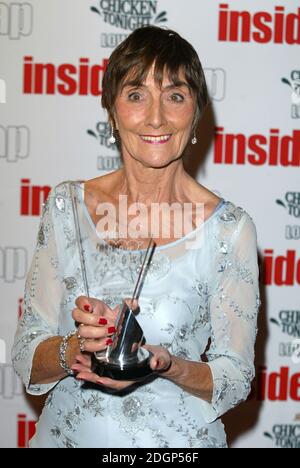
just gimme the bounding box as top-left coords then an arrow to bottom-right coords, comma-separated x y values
91,245 -> 171,287
81,392 -> 106,417
229,259 -> 254,284
108,390 -> 155,435
218,202 -> 244,225
63,276 -> 78,291
50,426 -> 78,449
177,393 -> 226,448
37,222 -> 49,249
213,286 -> 258,323
55,195 -> 66,213
57,405 -> 83,433
13,329 -> 48,364
45,392 -> 54,409
192,279 -> 211,327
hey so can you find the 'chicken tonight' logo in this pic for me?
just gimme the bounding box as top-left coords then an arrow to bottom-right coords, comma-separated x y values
91,1 -> 168,31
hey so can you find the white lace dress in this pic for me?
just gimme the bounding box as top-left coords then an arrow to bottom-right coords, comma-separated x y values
12,180 -> 260,448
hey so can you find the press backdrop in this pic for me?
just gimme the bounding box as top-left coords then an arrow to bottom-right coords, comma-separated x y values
0,0 -> 299,448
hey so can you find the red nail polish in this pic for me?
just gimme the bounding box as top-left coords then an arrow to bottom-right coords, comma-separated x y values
84,305 -> 91,312
106,338 -> 113,346
98,318 -> 108,325
108,326 -> 116,334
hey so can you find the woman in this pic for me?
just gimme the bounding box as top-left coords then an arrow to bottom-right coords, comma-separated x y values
12,26 -> 260,448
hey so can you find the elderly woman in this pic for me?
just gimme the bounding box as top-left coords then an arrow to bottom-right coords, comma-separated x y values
12,26 -> 260,448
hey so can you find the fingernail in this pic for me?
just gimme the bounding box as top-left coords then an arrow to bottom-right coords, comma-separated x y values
76,377 -> 85,381
98,317 -> 108,325
97,379 -> 104,385
71,365 -> 80,371
84,305 -> 91,312
108,326 -> 116,334
106,338 -> 113,346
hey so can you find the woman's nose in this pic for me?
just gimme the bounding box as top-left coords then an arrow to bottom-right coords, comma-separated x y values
146,100 -> 166,129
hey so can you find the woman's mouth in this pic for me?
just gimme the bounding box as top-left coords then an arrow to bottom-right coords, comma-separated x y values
140,134 -> 172,144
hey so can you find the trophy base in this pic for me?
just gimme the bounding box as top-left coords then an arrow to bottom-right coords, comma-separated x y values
91,354 -> 153,381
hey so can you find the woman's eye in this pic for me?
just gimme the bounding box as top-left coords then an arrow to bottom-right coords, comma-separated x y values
128,92 -> 142,101
170,93 -> 184,102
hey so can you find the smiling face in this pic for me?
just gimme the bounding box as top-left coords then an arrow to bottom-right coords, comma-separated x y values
111,63 -> 197,168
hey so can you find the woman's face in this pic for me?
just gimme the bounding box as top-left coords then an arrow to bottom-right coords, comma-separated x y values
112,63 -> 197,168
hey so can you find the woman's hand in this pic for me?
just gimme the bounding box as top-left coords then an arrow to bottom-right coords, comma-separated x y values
71,353 -> 136,391
144,344 -> 172,373
72,296 -> 139,354
71,344 -> 172,390
72,295 -> 120,353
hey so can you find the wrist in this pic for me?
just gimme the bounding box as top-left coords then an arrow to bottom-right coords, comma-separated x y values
66,334 -> 81,369
162,355 -> 181,380
59,330 -> 81,376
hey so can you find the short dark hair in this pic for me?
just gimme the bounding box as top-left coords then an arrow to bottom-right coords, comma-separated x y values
101,26 -> 209,138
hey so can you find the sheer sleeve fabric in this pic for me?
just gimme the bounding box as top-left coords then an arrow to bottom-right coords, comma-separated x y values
11,186 -> 63,395
200,211 -> 260,423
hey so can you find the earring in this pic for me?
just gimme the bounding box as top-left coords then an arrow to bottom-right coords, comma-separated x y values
191,132 -> 197,145
109,125 -> 116,144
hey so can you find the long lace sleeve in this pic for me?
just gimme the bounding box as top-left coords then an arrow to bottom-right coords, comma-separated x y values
200,210 -> 260,423
11,187 -> 63,395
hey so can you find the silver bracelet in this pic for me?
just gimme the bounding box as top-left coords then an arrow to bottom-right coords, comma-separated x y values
59,330 -> 78,376
77,325 -> 86,353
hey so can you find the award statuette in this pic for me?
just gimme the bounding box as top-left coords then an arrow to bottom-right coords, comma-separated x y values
68,182 -> 155,382
91,238 -> 156,381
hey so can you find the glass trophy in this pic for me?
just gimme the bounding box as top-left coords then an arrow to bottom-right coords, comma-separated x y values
69,181 -> 155,381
